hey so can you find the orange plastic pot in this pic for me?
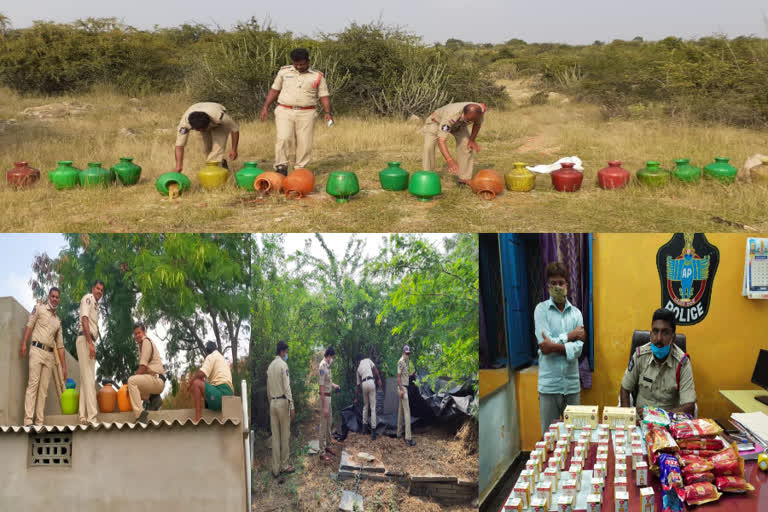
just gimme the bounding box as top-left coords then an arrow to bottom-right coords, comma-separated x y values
283,168 -> 315,198
470,169 -> 504,200
117,384 -> 132,412
97,381 -> 117,413
254,171 -> 285,194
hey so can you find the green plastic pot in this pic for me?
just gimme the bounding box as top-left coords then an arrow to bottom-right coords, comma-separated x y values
155,172 -> 191,196
80,162 -> 113,188
672,158 -> 701,183
704,157 -> 737,183
235,161 -> 265,191
378,161 -> 409,191
326,171 -> 360,203
111,157 -> 142,186
48,161 -> 81,190
408,170 -> 442,201
636,161 -> 670,187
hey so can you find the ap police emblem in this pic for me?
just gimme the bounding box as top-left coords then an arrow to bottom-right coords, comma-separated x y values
656,233 -> 719,325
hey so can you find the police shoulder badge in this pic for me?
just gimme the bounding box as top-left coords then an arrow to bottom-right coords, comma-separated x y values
319,369 -> 324,376
656,233 -> 719,325
440,124 -> 451,132
627,356 -> 634,372
179,127 -> 189,134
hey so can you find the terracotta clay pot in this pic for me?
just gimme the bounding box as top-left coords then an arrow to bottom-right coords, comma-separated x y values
6,161 -> 41,189
117,385 -> 132,412
597,161 -> 630,190
551,162 -> 583,192
283,168 -> 315,198
254,171 -> 285,194
97,381 -> 117,413
470,169 -> 504,200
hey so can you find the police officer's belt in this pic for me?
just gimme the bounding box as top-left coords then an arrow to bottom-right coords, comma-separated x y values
362,376 -> 374,382
31,341 -> 53,352
271,395 -> 287,400
323,392 -> 332,396
278,104 -> 315,110
157,374 -> 166,382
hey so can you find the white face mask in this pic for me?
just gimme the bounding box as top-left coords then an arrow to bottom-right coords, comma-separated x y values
329,357 -> 334,366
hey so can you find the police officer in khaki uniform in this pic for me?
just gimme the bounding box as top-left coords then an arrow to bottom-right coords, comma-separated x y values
127,323 -> 166,424
423,102 -> 486,184
354,356 -> 382,440
173,102 -> 240,172
266,341 -> 295,478
259,48 -> 332,175
77,280 -> 104,425
620,308 -> 697,417
397,345 -> 416,447
19,287 -> 67,426
318,346 -> 340,462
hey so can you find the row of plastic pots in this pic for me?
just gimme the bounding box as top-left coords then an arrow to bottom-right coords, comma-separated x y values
156,160 -> 443,202
475,158 -> 750,198
6,159 -> 142,189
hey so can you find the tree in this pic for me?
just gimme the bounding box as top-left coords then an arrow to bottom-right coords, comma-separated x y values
131,233 -> 251,391
0,13 -> 11,35
28,234 -> 251,389
371,234 -> 479,396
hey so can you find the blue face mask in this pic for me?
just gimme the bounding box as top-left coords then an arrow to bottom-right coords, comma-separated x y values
651,343 -> 671,359
282,354 -> 288,362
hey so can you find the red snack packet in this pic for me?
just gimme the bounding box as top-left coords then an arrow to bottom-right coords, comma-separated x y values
714,476 -> 755,493
684,482 -> 722,505
679,454 -> 709,467
681,460 -> 714,477
710,443 -> 744,478
648,423 -> 679,453
684,472 -> 714,485
670,419 -> 723,439
679,449 -> 718,458
677,438 -> 724,451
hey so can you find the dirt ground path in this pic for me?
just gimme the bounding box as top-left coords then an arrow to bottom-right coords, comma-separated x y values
250,402 -> 478,511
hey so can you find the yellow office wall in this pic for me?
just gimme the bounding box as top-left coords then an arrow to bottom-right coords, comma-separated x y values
515,233 -> 768,446
581,233 -> 768,425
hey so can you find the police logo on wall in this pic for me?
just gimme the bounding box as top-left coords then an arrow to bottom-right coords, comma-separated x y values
656,233 -> 719,325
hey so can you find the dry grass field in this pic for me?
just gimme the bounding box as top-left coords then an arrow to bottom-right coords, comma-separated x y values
2,81 -> 768,233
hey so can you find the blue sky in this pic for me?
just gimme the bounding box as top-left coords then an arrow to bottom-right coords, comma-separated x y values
3,0 -> 767,45
0,234 -> 67,310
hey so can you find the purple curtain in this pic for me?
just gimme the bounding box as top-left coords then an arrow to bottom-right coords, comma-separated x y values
539,233 -> 592,389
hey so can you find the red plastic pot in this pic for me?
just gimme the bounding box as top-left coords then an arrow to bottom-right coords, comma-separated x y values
6,161 -> 41,189
551,162 -> 583,192
597,160 -> 630,190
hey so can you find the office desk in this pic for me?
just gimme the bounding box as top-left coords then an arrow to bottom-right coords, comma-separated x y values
720,389 -> 768,414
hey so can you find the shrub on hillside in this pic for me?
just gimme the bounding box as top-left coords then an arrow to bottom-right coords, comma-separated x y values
0,19 -> 184,95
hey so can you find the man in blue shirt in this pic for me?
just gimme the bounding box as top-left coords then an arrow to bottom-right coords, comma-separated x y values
534,262 -> 586,434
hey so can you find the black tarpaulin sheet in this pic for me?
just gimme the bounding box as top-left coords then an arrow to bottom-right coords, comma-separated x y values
335,373 -> 475,440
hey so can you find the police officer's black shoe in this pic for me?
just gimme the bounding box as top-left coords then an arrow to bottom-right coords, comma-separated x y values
275,164 -> 288,176
371,431 -> 377,441
221,159 -> 229,170
147,394 -> 163,411
136,409 -> 149,424
404,439 -> 416,447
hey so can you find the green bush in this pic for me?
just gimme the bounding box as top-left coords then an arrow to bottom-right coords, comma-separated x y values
0,19 -> 183,95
